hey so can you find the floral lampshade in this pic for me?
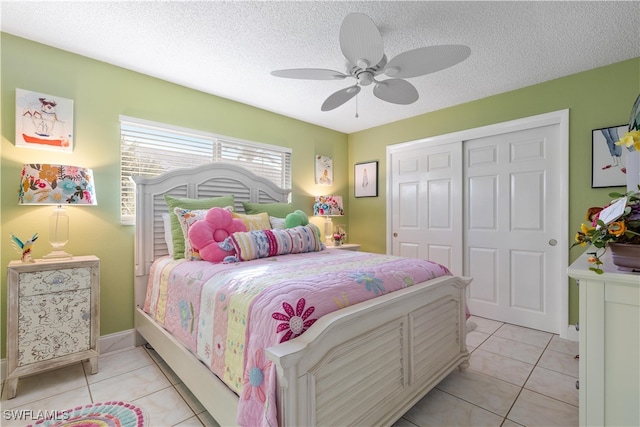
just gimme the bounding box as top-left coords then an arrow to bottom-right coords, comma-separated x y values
18,164 -> 97,259
313,195 -> 344,217
19,164 -> 97,206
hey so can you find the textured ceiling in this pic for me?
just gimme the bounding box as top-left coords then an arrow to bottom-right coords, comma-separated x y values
2,1 -> 639,134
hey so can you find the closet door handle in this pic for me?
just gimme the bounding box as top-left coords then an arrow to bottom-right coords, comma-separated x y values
549,239 -> 557,246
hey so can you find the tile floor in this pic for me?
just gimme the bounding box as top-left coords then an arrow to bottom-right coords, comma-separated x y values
1,316 -> 579,426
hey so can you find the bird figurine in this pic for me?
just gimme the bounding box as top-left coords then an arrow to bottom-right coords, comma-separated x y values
11,232 -> 38,263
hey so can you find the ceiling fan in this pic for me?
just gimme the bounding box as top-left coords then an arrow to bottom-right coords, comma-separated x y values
271,13 -> 471,112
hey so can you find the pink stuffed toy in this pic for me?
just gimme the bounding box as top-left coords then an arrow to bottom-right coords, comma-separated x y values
188,207 -> 247,262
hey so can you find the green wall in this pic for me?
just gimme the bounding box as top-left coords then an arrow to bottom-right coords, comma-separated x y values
0,34 -> 348,358
347,57 -> 640,325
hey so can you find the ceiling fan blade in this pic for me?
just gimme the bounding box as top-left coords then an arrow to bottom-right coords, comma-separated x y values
373,79 -> 419,105
321,85 -> 361,111
385,45 -> 471,79
271,68 -> 348,80
339,13 -> 384,69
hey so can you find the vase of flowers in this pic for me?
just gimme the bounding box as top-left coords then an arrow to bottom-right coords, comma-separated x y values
572,189 -> 640,273
333,225 -> 347,246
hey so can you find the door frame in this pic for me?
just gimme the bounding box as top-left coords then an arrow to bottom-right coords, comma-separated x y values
387,109 -> 570,338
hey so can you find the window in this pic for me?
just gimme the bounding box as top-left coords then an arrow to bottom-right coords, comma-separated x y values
120,115 -> 292,224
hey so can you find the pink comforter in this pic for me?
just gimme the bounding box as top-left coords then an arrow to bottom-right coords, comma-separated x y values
144,250 -> 451,426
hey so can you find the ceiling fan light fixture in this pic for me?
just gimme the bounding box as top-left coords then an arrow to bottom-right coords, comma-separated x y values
358,71 -> 373,86
384,66 -> 400,77
356,58 -> 370,69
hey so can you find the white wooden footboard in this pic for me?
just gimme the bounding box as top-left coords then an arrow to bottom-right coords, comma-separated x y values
267,274 -> 470,427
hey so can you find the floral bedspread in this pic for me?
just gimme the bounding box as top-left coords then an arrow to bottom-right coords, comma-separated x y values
144,250 -> 451,426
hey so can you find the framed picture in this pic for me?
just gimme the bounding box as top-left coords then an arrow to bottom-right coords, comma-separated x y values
16,88 -> 74,152
354,160 -> 378,197
315,155 -> 333,185
592,124 -> 630,188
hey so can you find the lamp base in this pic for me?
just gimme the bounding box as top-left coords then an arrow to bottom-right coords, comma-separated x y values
43,249 -> 73,260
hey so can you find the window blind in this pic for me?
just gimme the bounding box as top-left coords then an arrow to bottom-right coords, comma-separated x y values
120,115 -> 291,224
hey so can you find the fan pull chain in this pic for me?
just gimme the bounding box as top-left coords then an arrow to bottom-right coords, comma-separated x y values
355,92 -> 359,118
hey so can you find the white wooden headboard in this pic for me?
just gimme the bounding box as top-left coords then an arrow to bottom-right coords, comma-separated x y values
133,162 -> 291,308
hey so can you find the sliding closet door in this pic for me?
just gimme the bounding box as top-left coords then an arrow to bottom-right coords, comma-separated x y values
388,142 -> 463,275
464,124 -> 564,333
388,110 -> 568,335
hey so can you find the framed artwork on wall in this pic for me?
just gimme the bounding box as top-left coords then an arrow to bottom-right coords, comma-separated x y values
16,88 -> 74,153
315,155 -> 333,185
592,124 -> 629,188
354,160 -> 378,197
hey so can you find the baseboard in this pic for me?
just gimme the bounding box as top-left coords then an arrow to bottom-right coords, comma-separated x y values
1,329 -> 138,384
565,324 -> 579,342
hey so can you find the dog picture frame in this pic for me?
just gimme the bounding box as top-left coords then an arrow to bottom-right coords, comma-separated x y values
16,88 -> 74,152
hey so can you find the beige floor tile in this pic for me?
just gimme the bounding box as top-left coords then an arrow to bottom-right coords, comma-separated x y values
469,316 -> 504,335
507,389 -> 578,427
134,386 -> 196,426
0,386 -> 91,427
0,363 -> 86,409
89,364 -> 172,403
469,349 -> 535,387
175,381 -> 206,415
547,335 -> 579,356
84,346 -> 154,384
175,415 -> 206,426
478,335 -> 544,365
436,370 -> 521,417
402,388 -> 504,427
1,318 -> 579,427
524,366 -> 579,406
197,410 -> 222,427
494,324 -> 553,348
538,348 -> 579,377
467,330 -> 491,348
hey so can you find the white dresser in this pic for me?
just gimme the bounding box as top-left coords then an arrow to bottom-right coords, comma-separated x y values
5,256 -> 100,399
567,251 -> 639,426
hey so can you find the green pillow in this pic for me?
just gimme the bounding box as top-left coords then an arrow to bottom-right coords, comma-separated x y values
164,194 -> 235,259
241,201 -> 294,218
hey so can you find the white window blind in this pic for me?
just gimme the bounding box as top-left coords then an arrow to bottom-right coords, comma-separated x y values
120,115 -> 292,224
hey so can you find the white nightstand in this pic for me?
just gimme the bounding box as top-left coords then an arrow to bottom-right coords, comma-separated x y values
5,256 -> 100,399
325,243 -> 360,251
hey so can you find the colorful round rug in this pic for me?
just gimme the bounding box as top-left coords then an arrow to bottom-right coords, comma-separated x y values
27,401 -> 147,427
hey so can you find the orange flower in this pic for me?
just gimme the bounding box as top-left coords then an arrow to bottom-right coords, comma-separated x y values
608,221 -> 626,237
39,164 -> 59,183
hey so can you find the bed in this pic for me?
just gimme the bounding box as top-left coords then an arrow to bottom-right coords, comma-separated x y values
133,162 -> 471,426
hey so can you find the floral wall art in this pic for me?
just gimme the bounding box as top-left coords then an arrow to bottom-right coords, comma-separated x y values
16,88 -> 74,152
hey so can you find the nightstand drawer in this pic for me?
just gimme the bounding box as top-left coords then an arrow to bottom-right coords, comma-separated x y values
19,267 -> 93,297
18,288 -> 92,366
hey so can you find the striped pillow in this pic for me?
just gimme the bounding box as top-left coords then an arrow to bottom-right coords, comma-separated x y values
230,224 -> 323,261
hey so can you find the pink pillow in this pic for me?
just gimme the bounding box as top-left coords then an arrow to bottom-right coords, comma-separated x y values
188,207 -> 247,262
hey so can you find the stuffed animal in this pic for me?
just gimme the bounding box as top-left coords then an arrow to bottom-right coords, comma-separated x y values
188,207 -> 247,262
284,209 -> 309,228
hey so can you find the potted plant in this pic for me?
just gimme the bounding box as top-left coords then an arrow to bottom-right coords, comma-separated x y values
572,189 -> 640,273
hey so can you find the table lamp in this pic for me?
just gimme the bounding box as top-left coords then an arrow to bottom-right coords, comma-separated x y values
19,164 -> 97,259
313,195 -> 344,244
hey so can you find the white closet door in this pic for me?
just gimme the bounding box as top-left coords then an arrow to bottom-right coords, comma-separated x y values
387,110 -> 568,335
389,142 -> 463,275
464,124 -> 563,333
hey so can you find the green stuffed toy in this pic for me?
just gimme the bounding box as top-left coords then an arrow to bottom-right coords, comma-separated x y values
284,209 -> 309,228
284,210 -> 324,242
